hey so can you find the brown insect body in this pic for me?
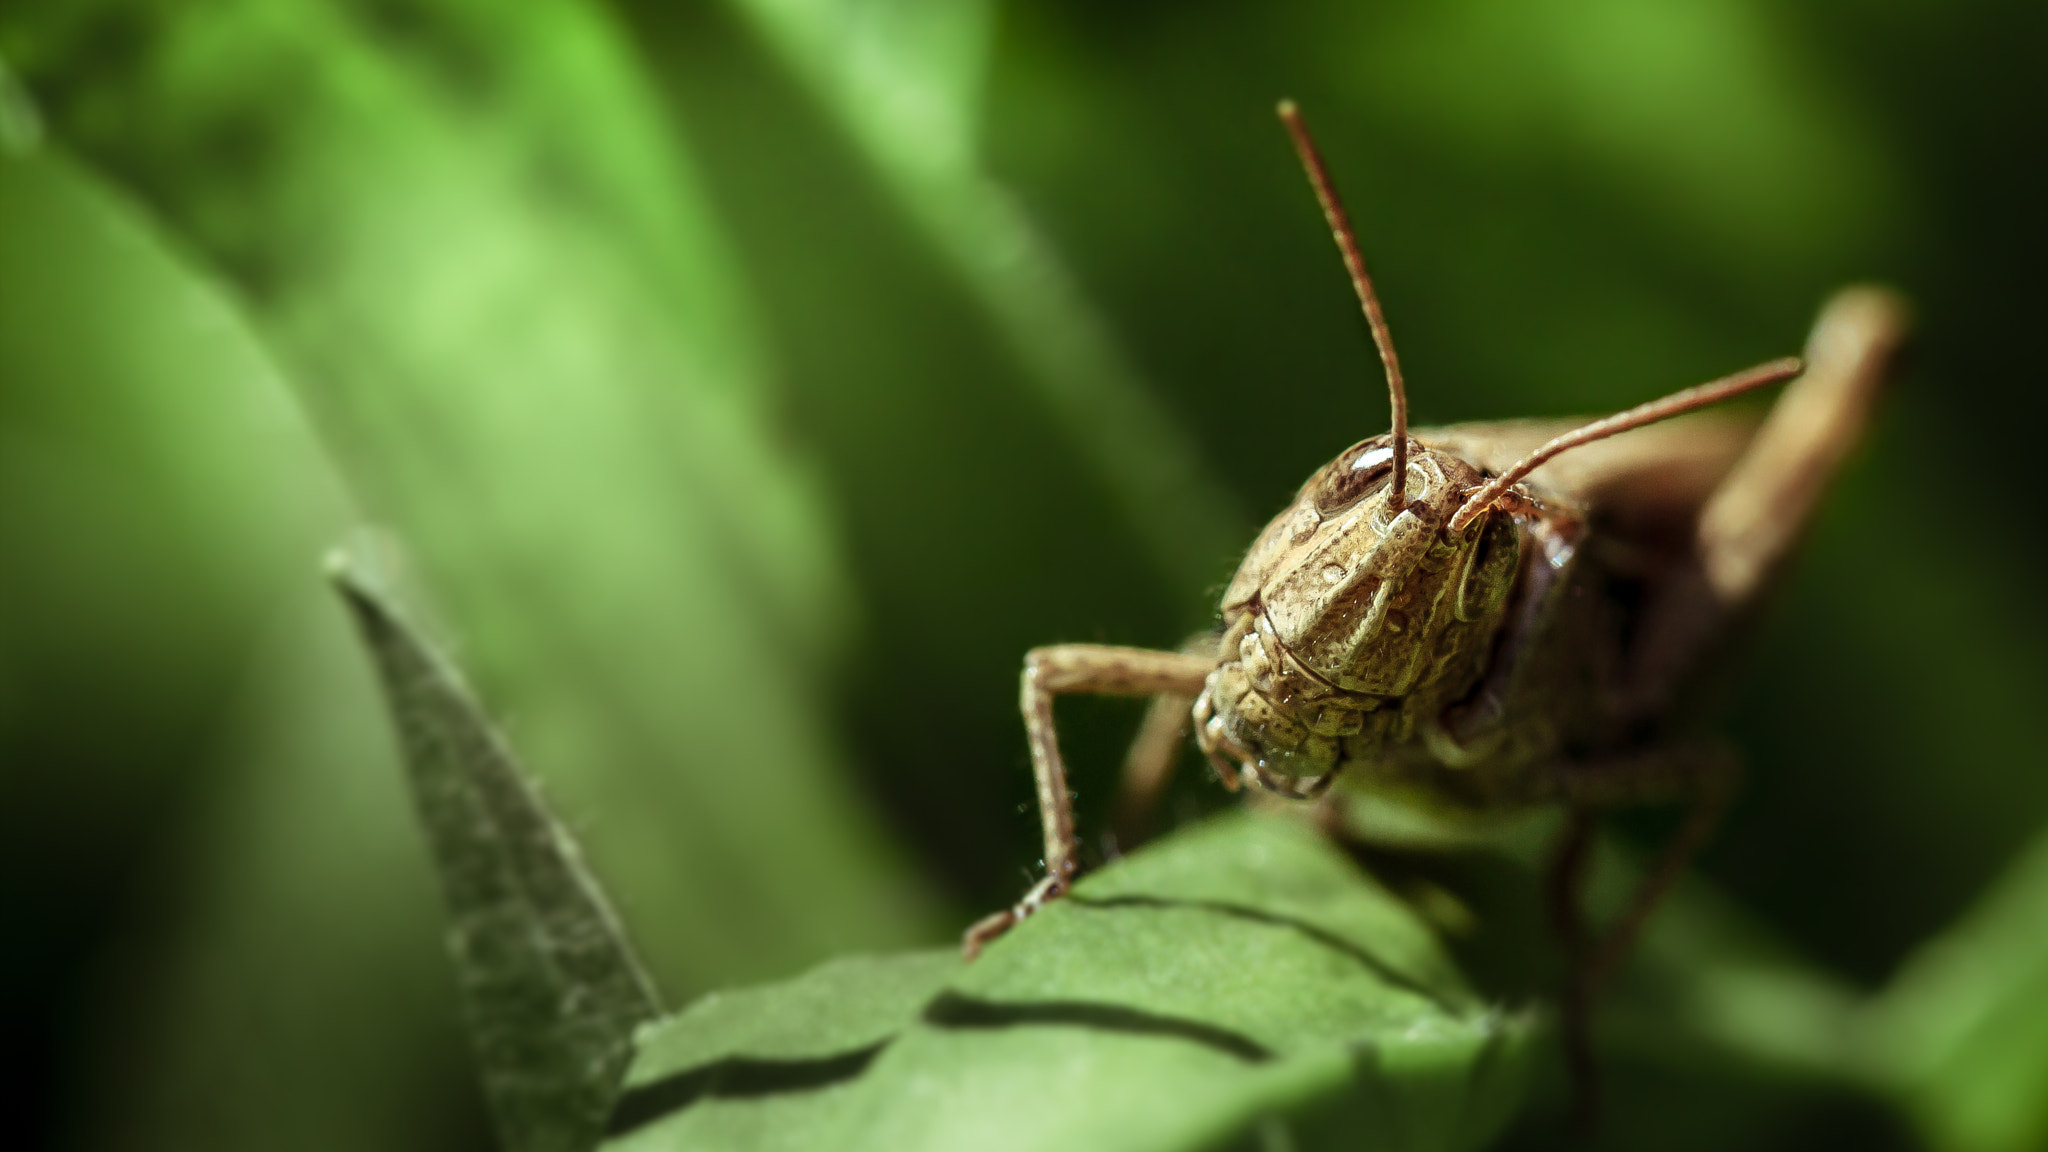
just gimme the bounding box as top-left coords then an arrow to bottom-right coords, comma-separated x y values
1195,396 -> 1765,814
964,96 -> 1907,1132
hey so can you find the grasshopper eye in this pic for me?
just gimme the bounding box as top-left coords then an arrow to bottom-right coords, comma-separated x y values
1313,438 -> 1397,513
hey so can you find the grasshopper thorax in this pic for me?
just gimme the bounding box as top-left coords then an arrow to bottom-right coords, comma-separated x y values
1195,436 -> 1523,790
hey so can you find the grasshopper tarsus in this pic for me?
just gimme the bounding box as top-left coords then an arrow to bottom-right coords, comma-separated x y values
960,908 -> 1016,963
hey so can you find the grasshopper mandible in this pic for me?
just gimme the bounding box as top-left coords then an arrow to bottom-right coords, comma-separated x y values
963,99 -> 1905,1106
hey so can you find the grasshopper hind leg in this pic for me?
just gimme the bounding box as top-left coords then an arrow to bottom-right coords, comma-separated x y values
1697,287 -> 1910,609
1624,288 -> 1909,720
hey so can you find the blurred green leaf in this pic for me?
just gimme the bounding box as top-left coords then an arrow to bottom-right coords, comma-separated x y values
96,582 -> 490,1152
1573,839 -> 1889,1151
334,555 -> 661,1152
0,144 -> 488,1152
1867,825 -> 2048,1152
606,813 -> 1535,1152
0,0 -> 942,999
712,0 -> 1248,592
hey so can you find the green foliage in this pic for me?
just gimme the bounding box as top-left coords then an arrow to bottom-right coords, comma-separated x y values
3,0 -> 2047,1150
606,814 -> 1533,1152
0,146 -> 473,1152
333,558 -> 661,1152
1868,828 -> 2048,1152
711,0 -> 1251,590
0,0 -> 938,997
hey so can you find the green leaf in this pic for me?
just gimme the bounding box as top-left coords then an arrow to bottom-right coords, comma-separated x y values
1867,825 -> 2048,1152
332,555 -> 661,1152
0,0 -> 943,997
703,0 -> 1249,593
605,813 -> 1536,1152
0,143 -> 486,1152
607,950 -> 961,1152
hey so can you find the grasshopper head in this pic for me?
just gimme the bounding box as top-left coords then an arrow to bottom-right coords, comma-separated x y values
1200,435 -> 1522,785
1232,436 -> 1520,699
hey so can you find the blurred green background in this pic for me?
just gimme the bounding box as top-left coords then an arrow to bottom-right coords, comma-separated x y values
2,0 -> 2044,1149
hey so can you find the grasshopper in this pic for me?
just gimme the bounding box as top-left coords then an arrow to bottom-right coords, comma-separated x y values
963,99 -> 1905,1115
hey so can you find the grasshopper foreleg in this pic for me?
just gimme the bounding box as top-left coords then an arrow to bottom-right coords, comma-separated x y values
962,644 -> 1215,959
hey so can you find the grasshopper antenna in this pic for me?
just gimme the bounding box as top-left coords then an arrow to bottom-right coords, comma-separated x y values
1279,99 -> 1411,510
1448,356 -> 1806,534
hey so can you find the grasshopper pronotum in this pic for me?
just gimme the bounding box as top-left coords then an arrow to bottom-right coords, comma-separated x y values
964,99 -> 1906,1116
